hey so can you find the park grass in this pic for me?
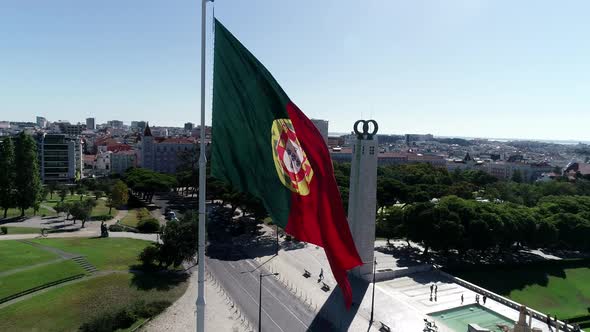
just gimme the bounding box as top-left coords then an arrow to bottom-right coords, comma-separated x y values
91,198 -> 116,217
121,209 -> 140,227
44,194 -> 117,217
30,237 -> 150,271
0,272 -> 189,332
43,194 -> 84,208
1,227 -> 41,235
0,241 -> 58,273
1,205 -> 56,219
456,266 -> 590,318
0,260 -> 85,299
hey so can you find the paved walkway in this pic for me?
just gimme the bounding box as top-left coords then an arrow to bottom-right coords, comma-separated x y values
142,270 -> 247,332
256,226 -> 560,332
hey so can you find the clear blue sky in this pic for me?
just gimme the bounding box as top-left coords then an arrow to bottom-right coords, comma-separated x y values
1,1 -> 589,141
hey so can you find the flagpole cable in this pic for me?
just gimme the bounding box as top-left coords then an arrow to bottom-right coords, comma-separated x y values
196,0 -> 212,331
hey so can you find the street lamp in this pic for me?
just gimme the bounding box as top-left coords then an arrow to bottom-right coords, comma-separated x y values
370,257 -> 377,324
259,272 -> 279,332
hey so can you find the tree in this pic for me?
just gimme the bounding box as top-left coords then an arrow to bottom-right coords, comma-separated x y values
47,182 -> 58,200
59,186 -> 68,202
140,213 -> 198,268
94,190 -> 104,200
0,138 -> 16,218
77,186 -> 87,201
511,169 -> 523,183
109,180 -> 129,214
14,132 -> 42,216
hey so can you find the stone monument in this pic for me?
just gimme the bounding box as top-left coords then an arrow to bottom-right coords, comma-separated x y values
513,305 -> 533,332
347,120 -> 379,280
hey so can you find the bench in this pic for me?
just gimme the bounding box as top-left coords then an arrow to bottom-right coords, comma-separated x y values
321,282 -> 330,292
379,321 -> 391,332
303,270 -> 311,278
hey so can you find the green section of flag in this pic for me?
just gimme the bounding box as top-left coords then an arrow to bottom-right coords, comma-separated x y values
211,19 -> 292,227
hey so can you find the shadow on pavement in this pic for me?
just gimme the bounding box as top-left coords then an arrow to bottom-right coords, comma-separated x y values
309,275 -> 369,332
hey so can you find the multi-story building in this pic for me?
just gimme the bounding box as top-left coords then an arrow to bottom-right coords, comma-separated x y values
311,119 -> 329,145
57,122 -> 86,136
36,116 -> 48,129
86,117 -> 95,130
140,124 -> 196,174
486,162 -> 553,182
111,150 -> 137,175
184,122 -> 194,131
36,134 -> 83,183
107,120 -> 124,129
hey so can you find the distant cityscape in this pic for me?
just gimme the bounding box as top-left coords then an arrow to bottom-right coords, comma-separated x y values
1,116 -> 590,184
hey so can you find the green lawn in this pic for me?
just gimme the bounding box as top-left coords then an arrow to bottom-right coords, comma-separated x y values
45,194 -> 117,218
1,206 -> 56,219
30,238 -> 150,271
0,241 -> 58,273
121,209 -> 139,227
456,266 -> 590,318
43,194 -> 84,208
0,260 -> 85,299
0,227 -> 41,235
0,272 -> 188,332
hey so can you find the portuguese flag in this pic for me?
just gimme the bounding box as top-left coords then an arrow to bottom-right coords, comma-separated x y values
211,19 -> 362,308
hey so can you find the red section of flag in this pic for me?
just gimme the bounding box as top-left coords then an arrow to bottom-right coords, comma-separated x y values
284,101 -> 362,309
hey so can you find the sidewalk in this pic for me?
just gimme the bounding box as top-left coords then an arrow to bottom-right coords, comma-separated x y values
142,270 -> 247,332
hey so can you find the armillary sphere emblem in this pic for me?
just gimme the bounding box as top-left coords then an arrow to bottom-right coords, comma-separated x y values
353,120 -> 378,140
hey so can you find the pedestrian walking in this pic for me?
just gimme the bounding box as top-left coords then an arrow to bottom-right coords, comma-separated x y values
430,284 -> 434,294
435,284 -> 438,294
461,294 -> 464,304
319,268 -> 324,281
476,294 -> 480,304
483,295 -> 487,304
547,313 -> 551,328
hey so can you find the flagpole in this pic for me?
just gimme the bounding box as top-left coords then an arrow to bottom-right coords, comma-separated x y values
197,0 -> 211,331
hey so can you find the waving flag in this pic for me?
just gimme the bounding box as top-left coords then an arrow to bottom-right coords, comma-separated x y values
211,19 -> 362,308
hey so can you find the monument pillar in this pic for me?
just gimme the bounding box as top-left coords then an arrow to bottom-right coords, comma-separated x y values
347,120 -> 378,280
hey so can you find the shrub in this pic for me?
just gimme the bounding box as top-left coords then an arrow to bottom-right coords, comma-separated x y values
0,227 -> 7,235
108,224 -> 124,232
94,215 -> 112,222
113,308 -> 136,328
131,300 -> 171,318
139,245 -> 160,267
137,218 -> 160,233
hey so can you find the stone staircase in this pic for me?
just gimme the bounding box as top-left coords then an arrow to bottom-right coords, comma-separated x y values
71,256 -> 98,274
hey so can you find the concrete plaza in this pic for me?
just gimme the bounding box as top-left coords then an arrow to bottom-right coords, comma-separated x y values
257,230 -> 558,332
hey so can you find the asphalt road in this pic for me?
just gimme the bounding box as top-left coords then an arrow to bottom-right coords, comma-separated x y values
207,257 -> 332,332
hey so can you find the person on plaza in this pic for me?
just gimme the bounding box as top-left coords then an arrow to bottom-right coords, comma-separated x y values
483,295 -> 487,304
434,284 -> 438,294
461,294 -> 464,304
318,268 -> 324,281
546,313 -> 551,328
476,294 -> 480,304
430,283 -> 434,294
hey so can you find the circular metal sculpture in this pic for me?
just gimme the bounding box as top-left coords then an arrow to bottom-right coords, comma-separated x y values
353,120 -> 378,140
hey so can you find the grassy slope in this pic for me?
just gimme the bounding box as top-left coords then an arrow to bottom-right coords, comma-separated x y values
0,273 -> 188,332
120,209 -> 139,227
44,194 -> 116,217
0,227 -> 41,235
457,267 -> 590,318
0,241 -> 58,273
30,237 -> 150,271
0,260 -> 85,299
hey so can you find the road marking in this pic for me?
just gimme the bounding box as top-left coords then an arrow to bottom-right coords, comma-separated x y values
213,259 -> 285,332
243,259 -> 310,330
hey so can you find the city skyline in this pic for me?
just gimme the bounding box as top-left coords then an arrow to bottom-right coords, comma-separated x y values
2,1 -> 590,141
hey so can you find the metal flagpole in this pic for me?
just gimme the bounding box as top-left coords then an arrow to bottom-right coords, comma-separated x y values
197,0 -> 212,331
